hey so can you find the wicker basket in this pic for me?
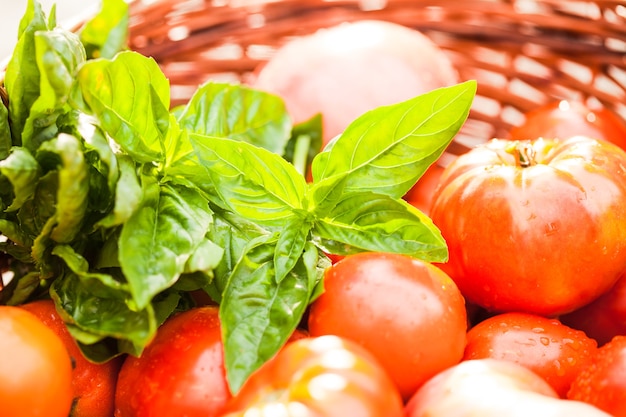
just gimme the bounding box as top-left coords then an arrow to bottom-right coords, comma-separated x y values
117,0 -> 626,152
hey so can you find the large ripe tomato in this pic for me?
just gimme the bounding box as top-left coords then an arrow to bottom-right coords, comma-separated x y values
21,299 -> 124,417
509,100 -> 626,150
222,335 -> 404,417
307,252 -> 467,399
252,20 -> 458,148
430,136 -> 626,316
114,306 -> 231,417
0,305 -> 74,417
568,335 -> 626,416
403,161 -> 446,215
405,358 -> 612,417
463,312 -> 597,397
560,272 -> 626,346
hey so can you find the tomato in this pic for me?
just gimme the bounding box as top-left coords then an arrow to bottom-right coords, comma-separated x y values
568,335 -> 626,416
560,272 -> 626,346
463,312 -> 597,397
0,305 -> 74,417
252,20 -> 458,148
509,100 -> 626,150
222,335 -> 404,417
430,136 -> 626,316
307,252 -> 467,399
404,162 -> 446,215
405,358 -> 612,417
21,299 -> 124,417
114,306 -> 231,417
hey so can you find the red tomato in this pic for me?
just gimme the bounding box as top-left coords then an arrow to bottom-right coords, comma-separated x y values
114,306 -> 231,417
560,272 -> 626,346
405,358 -> 612,417
463,312 -> 597,397
0,305 -> 74,417
307,252 -> 467,399
430,136 -> 626,316
252,20 -> 459,148
404,162 -> 446,215
509,100 -> 626,150
568,335 -> 626,416
21,299 -> 124,417
222,335 -> 404,417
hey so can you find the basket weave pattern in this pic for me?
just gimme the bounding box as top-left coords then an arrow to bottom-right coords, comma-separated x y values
126,0 -> 626,148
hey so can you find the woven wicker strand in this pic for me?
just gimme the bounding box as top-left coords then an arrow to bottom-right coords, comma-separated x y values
122,0 -> 626,148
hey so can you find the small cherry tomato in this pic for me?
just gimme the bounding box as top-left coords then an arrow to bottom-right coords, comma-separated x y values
0,305 -> 74,417
509,100 -> 626,150
560,272 -> 626,346
308,252 -> 467,399
406,358 -> 612,417
222,335 -> 404,417
430,136 -> 626,316
463,312 -> 597,397
21,299 -> 124,417
568,335 -> 626,416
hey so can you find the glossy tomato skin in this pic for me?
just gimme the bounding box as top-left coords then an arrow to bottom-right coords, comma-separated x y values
430,136 -> 626,316
114,306 -> 231,417
463,312 -> 597,397
0,306 -> 74,417
509,100 -> 626,150
21,299 -> 124,417
405,358 -> 612,417
568,335 -> 626,416
560,272 -> 626,346
307,252 -> 467,399
222,335 -> 404,417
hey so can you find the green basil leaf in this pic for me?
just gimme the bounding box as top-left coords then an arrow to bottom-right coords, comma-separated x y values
312,191 -> 447,262
78,115 -> 119,193
0,219 -> 33,248
119,180 -> 214,309
79,0 -> 129,59
5,0 -> 50,146
205,206 -> 270,303
0,147 -> 42,212
221,236 -> 321,393
2,271 -> 41,306
22,29 -> 86,151
311,81 -> 476,199
274,216 -> 312,284
17,170 -> 57,239
188,134 -> 307,228
36,134 -> 89,243
178,82 -> 291,155
96,154 -> 141,228
70,51 -> 169,163
283,113 -> 323,176
0,102 -> 10,159
184,237 -> 224,274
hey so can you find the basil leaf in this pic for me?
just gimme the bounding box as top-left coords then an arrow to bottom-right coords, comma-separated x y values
78,115 -> 119,193
274,216 -> 312,283
0,147 -> 42,212
312,191 -> 447,262
119,180 -> 215,309
79,0 -> 129,59
311,81 -> 476,199
178,82 -> 291,155
96,154 -> 141,228
221,237 -> 321,393
22,29 -> 86,151
70,51 -> 169,163
205,206 -> 270,303
0,102 -> 10,159
188,134 -> 307,228
283,113 -> 323,176
5,0 -> 50,146
37,134 -> 89,243
17,170 -> 57,239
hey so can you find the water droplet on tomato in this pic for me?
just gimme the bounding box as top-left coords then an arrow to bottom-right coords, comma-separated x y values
540,337 -> 550,346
